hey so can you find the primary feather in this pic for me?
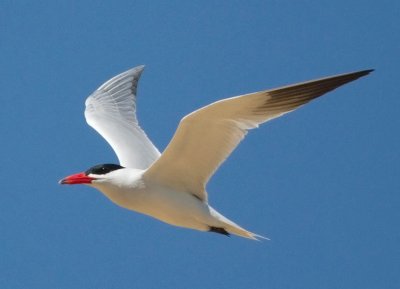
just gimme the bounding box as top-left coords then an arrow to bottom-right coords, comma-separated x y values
144,70 -> 373,201
85,66 -> 160,169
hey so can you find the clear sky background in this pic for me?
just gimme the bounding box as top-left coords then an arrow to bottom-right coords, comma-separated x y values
1,1 -> 399,288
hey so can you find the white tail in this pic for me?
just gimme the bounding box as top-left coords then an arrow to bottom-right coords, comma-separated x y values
210,208 -> 269,240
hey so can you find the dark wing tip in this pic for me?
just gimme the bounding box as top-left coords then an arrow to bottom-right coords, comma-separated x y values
349,68 -> 374,78
96,65 -> 146,95
253,68 -> 373,114
361,68 -> 374,74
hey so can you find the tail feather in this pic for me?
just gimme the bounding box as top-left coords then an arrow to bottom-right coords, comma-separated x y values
209,207 -> 269,241
223,222 -> 269,241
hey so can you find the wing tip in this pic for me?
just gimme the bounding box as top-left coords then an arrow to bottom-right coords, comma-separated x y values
95,65 -> 146,93
123,65 -> 145,77
352,68 -> 374,78
132,64 -> 145,73
321,68 -> 374,82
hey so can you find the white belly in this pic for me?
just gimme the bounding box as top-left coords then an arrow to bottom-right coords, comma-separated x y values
97,181 -> 214,232
85,169 -> 259,239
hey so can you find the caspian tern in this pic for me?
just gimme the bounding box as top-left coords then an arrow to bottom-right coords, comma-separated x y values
60,66 -> 372,240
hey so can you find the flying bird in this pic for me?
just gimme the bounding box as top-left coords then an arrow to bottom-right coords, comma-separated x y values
60,66 -> 372,240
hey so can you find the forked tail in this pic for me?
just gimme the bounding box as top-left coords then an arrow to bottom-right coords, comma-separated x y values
209,208 -> 269,241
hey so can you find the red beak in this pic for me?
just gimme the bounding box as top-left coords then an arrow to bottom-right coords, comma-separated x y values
59,172 -> 95,185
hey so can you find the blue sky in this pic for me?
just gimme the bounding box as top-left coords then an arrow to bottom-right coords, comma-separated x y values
1,1 -> 399,288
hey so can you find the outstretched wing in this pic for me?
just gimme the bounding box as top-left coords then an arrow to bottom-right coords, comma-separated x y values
144,69 -> 373,201
85,66 -> 160,169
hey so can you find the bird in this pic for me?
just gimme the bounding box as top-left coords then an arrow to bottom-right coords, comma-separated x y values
59,65 -> 372,240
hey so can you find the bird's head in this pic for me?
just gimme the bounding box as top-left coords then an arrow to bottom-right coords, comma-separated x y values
59,163 -> 125,185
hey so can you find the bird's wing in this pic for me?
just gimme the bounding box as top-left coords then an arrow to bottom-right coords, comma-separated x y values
144,69 -> 372,201
85,66 -> 161,169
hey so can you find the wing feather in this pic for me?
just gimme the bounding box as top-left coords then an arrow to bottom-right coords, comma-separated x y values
144,69 -> 373,201
85,66 -> 161,169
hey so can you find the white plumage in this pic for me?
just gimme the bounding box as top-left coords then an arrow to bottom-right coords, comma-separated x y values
60,66 -> 372,240
85,66 -> 160,169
